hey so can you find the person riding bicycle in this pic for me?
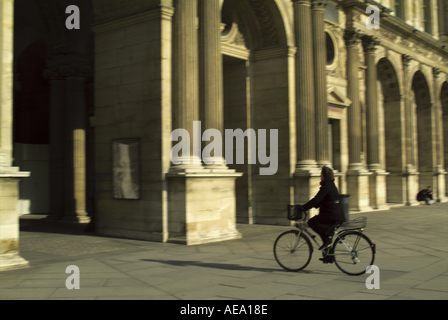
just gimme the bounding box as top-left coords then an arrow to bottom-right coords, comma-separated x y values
301,166 -> 346,250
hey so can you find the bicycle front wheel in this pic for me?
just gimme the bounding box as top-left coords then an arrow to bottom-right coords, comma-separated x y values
273,230 -> 312,272
333,231 -> 375,276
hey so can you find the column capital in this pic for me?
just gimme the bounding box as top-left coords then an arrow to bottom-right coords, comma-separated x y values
361,35 -> 380,53
60,63 -> 92,78
43,66 -> 65,81
292,0 -> 311,5
311,0 -> 327,11
344,28 -> 361,47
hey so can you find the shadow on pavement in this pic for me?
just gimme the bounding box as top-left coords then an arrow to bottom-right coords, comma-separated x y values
140,259 -> 281,273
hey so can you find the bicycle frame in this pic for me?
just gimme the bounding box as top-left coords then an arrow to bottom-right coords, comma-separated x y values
294,223 -> 365,259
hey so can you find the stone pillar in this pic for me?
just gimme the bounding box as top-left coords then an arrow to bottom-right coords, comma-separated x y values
43,66 -> 66,220
0,0 -> 30,271
433,68 -> 447,202
362,35 -> 381,170
168,0 -> 242,245
198,0 -> 226,168
311,0 -> 330,168
402,54 -> 419,206
171,0 -> 202,169
344,29 -> 364,171
293,0 -> 320,215
343,29 -> 372,211
445,1 -> 448,39
293,0 -> 317,170
60,61 -> 91,223
362,35 -> 389,210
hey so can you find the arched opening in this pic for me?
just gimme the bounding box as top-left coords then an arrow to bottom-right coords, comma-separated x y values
412,71 -> 435,191
221,0 -> 291,225
377,58 -> 403,203
13,40 -> 50,215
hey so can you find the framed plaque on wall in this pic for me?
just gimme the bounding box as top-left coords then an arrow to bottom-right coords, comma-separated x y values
112,138 -> 140,200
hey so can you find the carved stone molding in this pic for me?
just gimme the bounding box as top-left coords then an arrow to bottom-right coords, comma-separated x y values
43,67 -> 65,81
44,64 -> 92,80
433,67 -> 441,79
402,54 -> 412,70
344,28 -> 361,47
246,0 -> 279,47
361,35 -> 380,53
311,0 -> 327,11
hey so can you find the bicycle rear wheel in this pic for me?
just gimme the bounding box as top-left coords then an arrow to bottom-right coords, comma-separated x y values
333,231 -> 375,276
273,230 -> 312,272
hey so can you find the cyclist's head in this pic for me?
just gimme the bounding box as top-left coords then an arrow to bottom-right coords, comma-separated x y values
321,166 -> 335,182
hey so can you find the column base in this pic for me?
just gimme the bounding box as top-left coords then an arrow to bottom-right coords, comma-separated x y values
59,215 -> 91,224
404,167 -> 420,206
0,253 -> 29,272
369,169 -> 390,210
0,169 -> 30,272
167,168 -> 243,245
346,168 -> 373,212
435,167 -> 447,203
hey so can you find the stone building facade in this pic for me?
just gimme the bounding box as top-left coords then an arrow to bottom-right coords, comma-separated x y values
1,0 -> 448,269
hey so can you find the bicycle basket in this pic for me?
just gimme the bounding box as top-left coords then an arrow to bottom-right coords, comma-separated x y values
287,205 -> 304,221
341,217 -> 367,230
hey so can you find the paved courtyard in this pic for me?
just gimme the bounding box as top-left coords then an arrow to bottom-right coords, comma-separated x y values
0,203 -> 447,302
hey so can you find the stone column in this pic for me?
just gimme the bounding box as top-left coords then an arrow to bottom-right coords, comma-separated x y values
311,0 -> 331,168
293,0 -> 320,215
402,54 -> 419,206
362,35 -> 381,170
344,29 -> 364,171
198,0 -> 226,168
0,0 -> 30,271
43,66 -> 66,220
60,61 -> 91,223
445,1 -> 448,39
343,29 -> 372,211
362,35 -> 389,210
293,0 -> 317,170
171,0 -> 202,170
433,68 -> 447,202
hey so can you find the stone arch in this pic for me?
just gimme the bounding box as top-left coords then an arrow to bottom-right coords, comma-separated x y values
411,70 -> 436,190
377,58 -> 404,203
221,0 -> 289,50
221,0 -> 292,225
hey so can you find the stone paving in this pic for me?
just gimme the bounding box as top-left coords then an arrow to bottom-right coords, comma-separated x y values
0,203 -> 447,302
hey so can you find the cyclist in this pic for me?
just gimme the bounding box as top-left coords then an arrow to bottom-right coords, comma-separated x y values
301,166 -> 346,250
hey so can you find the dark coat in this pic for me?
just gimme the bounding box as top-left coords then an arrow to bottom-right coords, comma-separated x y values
302,180 -> 346,224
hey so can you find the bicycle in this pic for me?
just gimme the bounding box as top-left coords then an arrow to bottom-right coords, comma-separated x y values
273,205 -> 376,276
